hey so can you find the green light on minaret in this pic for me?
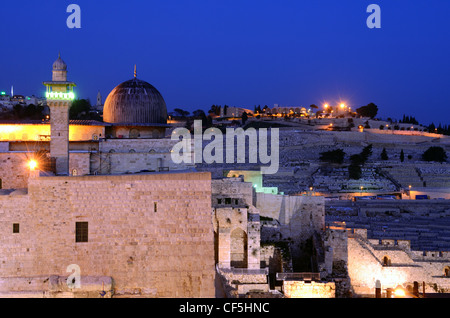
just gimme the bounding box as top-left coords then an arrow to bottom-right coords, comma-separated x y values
45,92 -> 75,100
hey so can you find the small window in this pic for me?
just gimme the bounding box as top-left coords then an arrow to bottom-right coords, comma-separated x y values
225,198 -> 232,205
217,199 -> 222,205
0,178 -> 2,189
234,199 -> 239,205
76,222 -> 88,243
13,223 -> 19,234
154,202 -> 158,213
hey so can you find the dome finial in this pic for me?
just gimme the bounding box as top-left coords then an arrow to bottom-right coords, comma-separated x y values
134,64 -> 137,78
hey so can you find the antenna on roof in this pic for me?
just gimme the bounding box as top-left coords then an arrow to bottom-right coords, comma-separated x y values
134,65 -> 137,78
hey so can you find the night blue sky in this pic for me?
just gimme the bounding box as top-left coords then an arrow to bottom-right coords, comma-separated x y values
1,0 -> 449,125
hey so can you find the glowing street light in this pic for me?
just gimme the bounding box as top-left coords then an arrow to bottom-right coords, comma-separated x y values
340,103 -> 346,109
394,286 -> 406,298
28,160 -> 37,171
324,104 -> 329,109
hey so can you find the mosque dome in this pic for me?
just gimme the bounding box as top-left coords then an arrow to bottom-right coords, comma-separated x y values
103,75 -> 168,125
53,53 -> 67,71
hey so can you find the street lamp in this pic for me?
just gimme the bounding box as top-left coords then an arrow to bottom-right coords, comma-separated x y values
408,185 -> 412,199
28,160 -> 37,171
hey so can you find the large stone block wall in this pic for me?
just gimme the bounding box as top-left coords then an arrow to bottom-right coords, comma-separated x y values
69,153 -> 91,176
0,172 -> 216,298
256,194 -> 325,241
0,153 -> 32,189
0,152 -> 92,189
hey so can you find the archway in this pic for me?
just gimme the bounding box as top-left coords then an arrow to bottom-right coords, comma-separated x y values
230,228 -> 248,268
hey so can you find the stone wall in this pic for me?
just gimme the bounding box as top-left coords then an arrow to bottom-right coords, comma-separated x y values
0,172 -> 216,298
256,194 -> 325,242
211,177 -> 254,206
0,153 -> 34,189
347,229 -> 450,295
283,280 -> 335,298
69,153 -> 91,176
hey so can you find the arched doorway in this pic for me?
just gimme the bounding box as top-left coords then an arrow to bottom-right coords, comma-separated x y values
230,228 -> 248,268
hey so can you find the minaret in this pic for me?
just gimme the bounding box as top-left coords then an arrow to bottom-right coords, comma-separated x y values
96,90 -> 102,107
43,53 -> 76,175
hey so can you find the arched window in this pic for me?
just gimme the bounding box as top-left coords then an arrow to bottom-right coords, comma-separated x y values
72,169 -> 78,176
444,266 -> 450,277
383,256 -> 391,266
129,129 -> 139,139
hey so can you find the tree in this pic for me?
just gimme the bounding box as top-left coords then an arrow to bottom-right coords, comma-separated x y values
360,144 -> 373,164
356,103 -> 378,118
422,146 -> 448,163
174,108 -> 190,118
381,148 -> 388,160
319,149 -> 345,164
206,115 -> 213,128
348,164 -> 362,180
241,112 -> 248,125
69,99 -> 92,120
193,109 -> 206,117
400,149 -> 405,162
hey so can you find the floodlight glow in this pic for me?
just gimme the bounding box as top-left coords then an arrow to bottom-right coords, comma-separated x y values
394,288 -> 406,298
28,160 -> 37,171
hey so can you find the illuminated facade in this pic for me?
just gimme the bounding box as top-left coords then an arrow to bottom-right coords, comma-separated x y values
0,55 -> 191,189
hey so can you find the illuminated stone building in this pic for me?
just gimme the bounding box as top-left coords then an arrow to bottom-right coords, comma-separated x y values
0,55 -> 192,189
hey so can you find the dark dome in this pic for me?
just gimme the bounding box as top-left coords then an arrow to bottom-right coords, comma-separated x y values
53,53 -> 67,71
103,78 -> 168,125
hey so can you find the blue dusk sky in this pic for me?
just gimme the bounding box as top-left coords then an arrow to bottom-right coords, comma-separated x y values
0,0 -> 449,125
